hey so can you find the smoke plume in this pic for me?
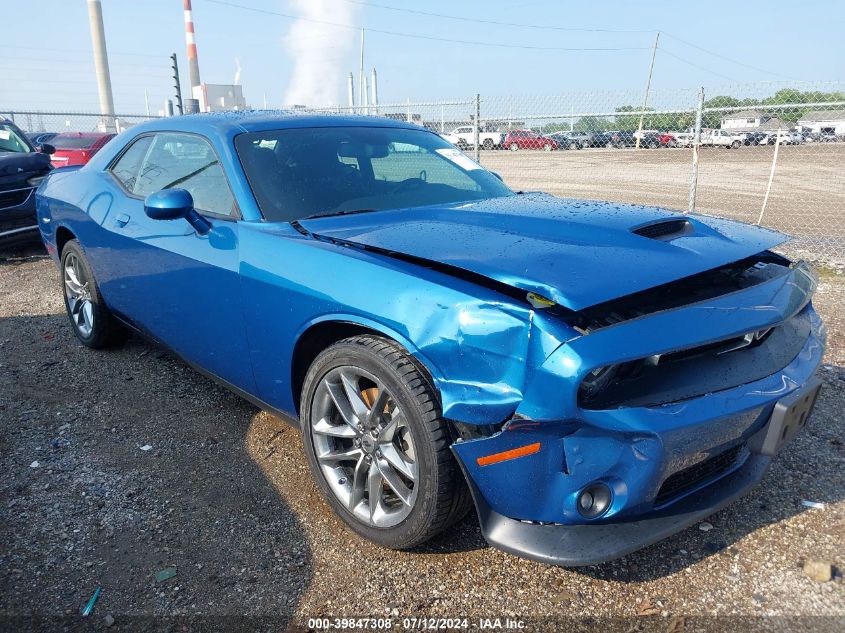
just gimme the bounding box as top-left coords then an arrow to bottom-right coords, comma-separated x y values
282,0 -> 362,107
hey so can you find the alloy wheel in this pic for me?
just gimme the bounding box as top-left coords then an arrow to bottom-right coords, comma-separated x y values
310,366 -> 419,528
63,252 -> 94,337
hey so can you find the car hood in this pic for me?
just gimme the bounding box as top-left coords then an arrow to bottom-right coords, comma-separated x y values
299,193 -> 787,311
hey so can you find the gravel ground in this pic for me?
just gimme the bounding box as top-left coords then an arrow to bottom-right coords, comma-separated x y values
1,244 -> 843,631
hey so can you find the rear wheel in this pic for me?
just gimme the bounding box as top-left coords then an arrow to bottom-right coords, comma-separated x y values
543,143 -> 553,151
60,240 -> 127,348
509,142 -> 519,151
300,335 -> 470,549
731,140 -> 741,149
482,138 -> 494,150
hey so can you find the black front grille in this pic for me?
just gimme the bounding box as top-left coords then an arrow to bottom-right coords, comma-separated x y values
633,218 -> 691,240
0,187 -> 33,210
655,443 -> 748,507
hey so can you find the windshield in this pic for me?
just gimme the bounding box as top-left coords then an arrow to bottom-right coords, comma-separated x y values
0,123 -> 34,153
235,126 -> 514,222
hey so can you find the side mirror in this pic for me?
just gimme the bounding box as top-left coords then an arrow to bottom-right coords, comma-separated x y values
144,188 -> 212,235
38,143 -> 55,155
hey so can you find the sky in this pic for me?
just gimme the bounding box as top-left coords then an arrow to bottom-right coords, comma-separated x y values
1,0 -> 843,115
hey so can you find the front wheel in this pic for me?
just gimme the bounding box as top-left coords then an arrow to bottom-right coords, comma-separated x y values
482,138 -> 494,150
543,143 -> 553,151
509,142 -> 519,151
60,239 -> 128,349
731,140 -> 741,149
300,335 -> 470,549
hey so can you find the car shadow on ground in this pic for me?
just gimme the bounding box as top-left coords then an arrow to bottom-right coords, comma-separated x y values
0,309 -> 314,627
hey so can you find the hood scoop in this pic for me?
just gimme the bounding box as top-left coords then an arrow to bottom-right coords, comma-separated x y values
632,218 -> 692,240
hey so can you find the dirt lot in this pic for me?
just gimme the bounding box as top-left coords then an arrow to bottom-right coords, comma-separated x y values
0,243 -> 843,631
483,144 -> 845,264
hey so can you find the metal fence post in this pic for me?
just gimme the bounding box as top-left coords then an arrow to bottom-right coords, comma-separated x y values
687,87 -> 705,214
474,93 -> 481,163
758,130 -> 783,225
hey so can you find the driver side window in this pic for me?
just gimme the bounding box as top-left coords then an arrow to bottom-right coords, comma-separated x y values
132,132 -> 236,218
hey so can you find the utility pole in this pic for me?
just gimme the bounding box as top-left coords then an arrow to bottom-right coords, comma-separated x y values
171,53 -> 184,115
635,31 -> 660,149
86,0 -> 115,131
144,90 -> 150,117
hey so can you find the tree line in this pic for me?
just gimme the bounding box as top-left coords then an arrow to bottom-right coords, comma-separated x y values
540,88 -> 845,134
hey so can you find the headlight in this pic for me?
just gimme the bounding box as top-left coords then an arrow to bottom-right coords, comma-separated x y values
27,176 -> 46,187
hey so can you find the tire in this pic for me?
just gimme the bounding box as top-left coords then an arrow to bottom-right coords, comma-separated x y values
482,138 -> 494,151
300,335 -> 471,549
60,239 -> 128,349
509,142 -> 519,151
731,140 -> 741,149
543,143 -> 553,151
570,142 -> 579,150
456,140 -> 469,151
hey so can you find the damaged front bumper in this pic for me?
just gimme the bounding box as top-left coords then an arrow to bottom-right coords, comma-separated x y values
451,261 -> 826,566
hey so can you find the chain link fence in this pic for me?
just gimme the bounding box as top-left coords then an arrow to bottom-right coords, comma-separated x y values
1,111 -> 160,136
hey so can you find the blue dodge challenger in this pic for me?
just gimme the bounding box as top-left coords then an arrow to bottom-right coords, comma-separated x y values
36,113 -> 825,566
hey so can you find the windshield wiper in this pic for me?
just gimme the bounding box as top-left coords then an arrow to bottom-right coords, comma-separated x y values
300,208 -> 378,220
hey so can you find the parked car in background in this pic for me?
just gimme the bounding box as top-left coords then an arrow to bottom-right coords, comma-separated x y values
1,118 -> 53,247
36,112 -> 825,566
442,126 -> 504,151
704,129 -> 745,149
589,131 -> 616,148
636,132 -> 677,149
609,130 -> 637,148
27,132 -> 59,146
504,130 -> 558,151
542,131 -> 584,150
672,132 -> 695,147
49,132 -> 115,167
657,132 -> 677,147
743,132 -> 768,146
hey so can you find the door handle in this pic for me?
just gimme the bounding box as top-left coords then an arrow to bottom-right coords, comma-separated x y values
114,213 -> 130,228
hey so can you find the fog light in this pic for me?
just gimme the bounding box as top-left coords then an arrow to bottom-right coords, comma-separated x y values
577,482 -> 612,518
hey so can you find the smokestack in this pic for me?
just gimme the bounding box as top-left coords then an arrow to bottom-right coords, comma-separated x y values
358,29 -> 365,112
370,67 -> 378,113
183,0 -> 202,92
347,72 -> 355,108
86,0 -> 115,129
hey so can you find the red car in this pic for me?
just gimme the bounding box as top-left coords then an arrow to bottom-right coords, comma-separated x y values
503,130 -> 558,151
49,132 -> 115,167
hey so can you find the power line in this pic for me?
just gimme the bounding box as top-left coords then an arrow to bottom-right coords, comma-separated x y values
661,32 -> 791,79
335,0 -> 653,33
658,47 -> 736,82
204,0 -> 650,52
0,44 -> 163,59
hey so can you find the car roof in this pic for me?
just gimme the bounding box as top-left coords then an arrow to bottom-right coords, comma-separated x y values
124,111 -> 423,138
52,132 -> 113,138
